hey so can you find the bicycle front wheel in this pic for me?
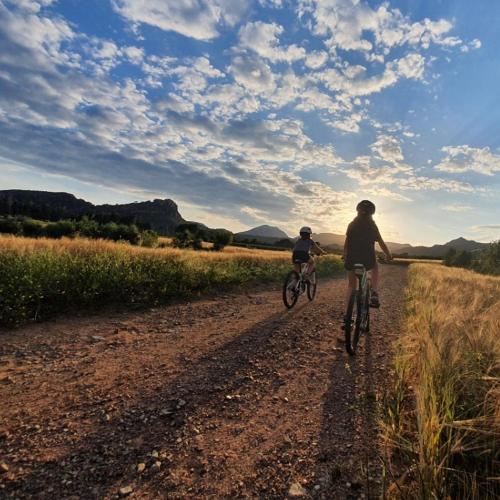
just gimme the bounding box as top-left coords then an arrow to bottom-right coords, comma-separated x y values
283,271 -> 300,309
344,290 -> 362,355
307,272 -> 317,301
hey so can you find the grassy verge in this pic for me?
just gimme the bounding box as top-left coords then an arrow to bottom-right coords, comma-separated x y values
382,263 -> 500,498
0,235 -> 342,327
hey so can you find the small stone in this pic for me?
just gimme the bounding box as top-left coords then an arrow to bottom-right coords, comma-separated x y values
288,482 -> 307,497
176,399 -> 186,409
314,485 -> 320,491
0,462 -> 9,473
150,450 -> 159,458
137,463 -> 146,473
119,485 -> 133,496
0,376 -> 14,385
152,461 -> 161,470
91,336 -> 105,341
160,409 -> 173,416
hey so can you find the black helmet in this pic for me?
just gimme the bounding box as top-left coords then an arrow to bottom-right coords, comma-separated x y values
356,200 -> 376,215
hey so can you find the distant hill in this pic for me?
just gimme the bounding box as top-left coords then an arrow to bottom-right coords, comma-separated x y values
311,232 -> 409,254
235,225 -> 289,243
0,190 -> 185,235
307,231 -> 487,258
396,237 -> 488,258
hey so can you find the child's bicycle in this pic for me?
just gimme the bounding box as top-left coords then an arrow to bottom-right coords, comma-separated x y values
282,263 -> 317,309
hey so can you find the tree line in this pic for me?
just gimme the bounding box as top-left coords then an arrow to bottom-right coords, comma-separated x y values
443,241 -> 500,276
0,215 -> 158,246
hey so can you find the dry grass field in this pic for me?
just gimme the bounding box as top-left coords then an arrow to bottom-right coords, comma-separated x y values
382,264 -> 500,498
0,235 -> 342,327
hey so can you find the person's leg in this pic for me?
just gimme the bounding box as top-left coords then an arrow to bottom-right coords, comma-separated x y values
345,271 -> 357,307
305,256 -> 315,275
293,263 -> 301,274
371,261 -> 379,293
370,261 -> 380,307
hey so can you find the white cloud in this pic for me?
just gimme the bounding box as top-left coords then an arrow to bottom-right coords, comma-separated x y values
112,0 -> 249,41
371,134 -> 404,163
435,145 -> 500,176
298,0 -> 473,54
440,203 -> 473,212
304,50 -> 328,69
238,21 -> 306,63
228,54 -> 276,93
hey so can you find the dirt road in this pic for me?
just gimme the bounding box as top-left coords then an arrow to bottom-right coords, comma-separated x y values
0,265 -> 407,499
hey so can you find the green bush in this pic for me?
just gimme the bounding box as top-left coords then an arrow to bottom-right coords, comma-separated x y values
141,229 -> 159,247
473,240 -> 500,276
0,217 -> 22,235
21,218 -> 45,237
45,220 -> 76,238
212,229 -> 233,251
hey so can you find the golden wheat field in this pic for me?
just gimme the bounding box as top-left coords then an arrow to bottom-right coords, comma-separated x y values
383,263 -> 500,499
0,235 -> 342,327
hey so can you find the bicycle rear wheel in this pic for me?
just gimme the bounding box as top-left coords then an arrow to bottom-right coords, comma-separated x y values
344,290 -> 362,355
361,284 -> 370,333
307,272 -> 317,301
283,271 -> 300,309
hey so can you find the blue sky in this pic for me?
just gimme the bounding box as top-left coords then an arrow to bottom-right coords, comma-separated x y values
0,0 -> 499,244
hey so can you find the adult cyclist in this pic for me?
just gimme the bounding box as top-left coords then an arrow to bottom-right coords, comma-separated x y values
343,200 -> 392,310
292,226 -> 325,279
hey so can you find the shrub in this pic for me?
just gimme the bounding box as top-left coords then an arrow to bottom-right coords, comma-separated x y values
212,229 -> 233,251
77,216 -> 100,238
0,217 -> 22,235
141,229 -> 159,248
173,223 -> 203,250
21,218 -> 45,237
44,220 -> 76,238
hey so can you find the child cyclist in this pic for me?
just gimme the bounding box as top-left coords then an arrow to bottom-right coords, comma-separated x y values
292,226 -> 325,279
343,200 -> 392,309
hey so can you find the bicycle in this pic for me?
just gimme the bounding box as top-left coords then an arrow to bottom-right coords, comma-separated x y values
282,263 -> 317,309
344,263 -> 372,355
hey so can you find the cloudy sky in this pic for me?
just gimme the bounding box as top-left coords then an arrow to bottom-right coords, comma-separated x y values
1,0 -> 499,244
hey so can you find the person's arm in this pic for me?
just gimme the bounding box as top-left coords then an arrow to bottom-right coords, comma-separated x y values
377,236 -> 393,260
311,240 -> 326,255
342,230 -> 349,260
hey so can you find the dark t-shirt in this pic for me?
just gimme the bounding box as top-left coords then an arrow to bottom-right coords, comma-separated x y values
345,216 -> 381,270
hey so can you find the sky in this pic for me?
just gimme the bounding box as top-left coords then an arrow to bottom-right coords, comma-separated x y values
0,0 -> 499,245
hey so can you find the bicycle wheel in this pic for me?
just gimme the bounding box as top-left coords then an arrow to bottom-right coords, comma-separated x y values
361,284 -> 370,333
344,290 -> 362,355
307,272 -> 317,301
283,271 -> 300,309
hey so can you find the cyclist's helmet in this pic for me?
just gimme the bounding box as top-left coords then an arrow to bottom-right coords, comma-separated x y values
356,200 -> 376,215
299,226 -> 312,238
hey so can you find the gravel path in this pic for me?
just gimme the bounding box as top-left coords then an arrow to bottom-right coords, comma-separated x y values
0,264 -> 407,499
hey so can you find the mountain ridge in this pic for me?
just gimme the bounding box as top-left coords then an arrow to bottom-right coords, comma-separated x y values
0,189 -> 185,235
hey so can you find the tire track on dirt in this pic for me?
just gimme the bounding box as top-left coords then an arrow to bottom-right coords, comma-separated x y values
0,264 -> 407,499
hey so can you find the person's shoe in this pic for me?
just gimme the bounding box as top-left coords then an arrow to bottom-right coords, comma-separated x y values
370,291 -> 380,308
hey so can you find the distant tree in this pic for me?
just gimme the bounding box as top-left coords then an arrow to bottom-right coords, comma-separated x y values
275,238 -> 294,249
443,248 -> 457,267
453,250 -> 472,268
45,220 -> 76,239
141,229 -> 159,248
473,241 -> 500,276
77,216 -> 100,238
173,223 -> 203,250
21,218 -> 44,237
0,216 -> 22,234
212,230 -> 233,251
